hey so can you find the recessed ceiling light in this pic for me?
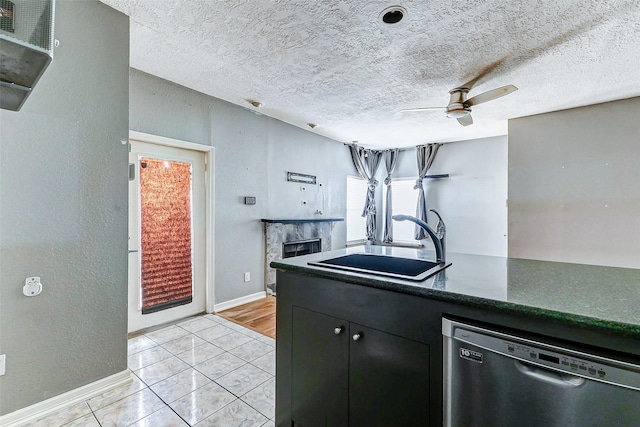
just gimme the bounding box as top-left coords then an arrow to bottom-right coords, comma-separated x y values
246,99 -> 263,108
379,6 -> 407,27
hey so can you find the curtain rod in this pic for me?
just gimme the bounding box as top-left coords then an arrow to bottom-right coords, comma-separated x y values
343,142 -> 447,151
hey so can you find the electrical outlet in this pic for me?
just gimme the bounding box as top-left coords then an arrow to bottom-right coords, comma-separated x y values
244,272 -> 251,282
0,354 -> 5,376
301,200 -> 307,206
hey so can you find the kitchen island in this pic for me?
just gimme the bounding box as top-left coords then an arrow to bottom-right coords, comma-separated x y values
272,245 -> 640,426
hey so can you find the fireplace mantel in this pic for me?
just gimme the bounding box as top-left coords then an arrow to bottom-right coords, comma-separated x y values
261,218 -> 343,224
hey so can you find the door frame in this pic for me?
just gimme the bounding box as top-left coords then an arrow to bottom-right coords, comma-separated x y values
129,130 -> 216,314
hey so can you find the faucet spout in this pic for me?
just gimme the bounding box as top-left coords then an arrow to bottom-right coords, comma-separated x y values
392,213 -> 446,264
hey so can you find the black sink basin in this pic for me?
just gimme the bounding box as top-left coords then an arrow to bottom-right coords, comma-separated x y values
308,253 -> 450,281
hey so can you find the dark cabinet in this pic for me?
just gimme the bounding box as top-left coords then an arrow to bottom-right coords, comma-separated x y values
277,270 -> 640,427
349,321 -> 431,426
291,306 -> 431,427
291,307 -> 349,426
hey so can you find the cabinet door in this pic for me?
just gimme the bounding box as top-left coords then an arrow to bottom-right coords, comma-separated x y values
292,307 -> 349,427
349,323 -> 431,427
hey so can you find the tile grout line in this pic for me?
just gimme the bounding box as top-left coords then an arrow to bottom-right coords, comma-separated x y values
42,314 -> 274,427
137,319 -> 274,425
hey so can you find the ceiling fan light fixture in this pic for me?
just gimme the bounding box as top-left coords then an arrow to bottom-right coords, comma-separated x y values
446,109 -> 470,119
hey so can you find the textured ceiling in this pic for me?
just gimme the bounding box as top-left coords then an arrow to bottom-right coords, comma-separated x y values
100,0 -> 640,148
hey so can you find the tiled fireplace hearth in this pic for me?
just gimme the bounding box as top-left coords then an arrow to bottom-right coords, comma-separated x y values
262,218 -> 343,295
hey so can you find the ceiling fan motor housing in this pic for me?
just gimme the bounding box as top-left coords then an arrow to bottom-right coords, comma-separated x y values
446,88 -> 471,117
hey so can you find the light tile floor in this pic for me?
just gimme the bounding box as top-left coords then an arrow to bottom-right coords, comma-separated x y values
22,314 -> 276,427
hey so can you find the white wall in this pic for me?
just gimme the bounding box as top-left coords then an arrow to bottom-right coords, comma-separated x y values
130,70 -> 352,304
0,0 -> 129,415
508,97 -> 640,268
394,136 -> 508,257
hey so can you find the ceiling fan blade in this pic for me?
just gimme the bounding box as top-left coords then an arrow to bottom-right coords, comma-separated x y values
466,85 -> 518,106
400,107 -> 446,112
458,59 -> 505,90
457,114 -> 473,126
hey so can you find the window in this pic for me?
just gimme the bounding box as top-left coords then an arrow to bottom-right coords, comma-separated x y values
383,177 -> 419,243
346,176 -> 368,243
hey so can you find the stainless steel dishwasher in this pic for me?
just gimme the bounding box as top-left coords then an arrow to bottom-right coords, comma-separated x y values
442,318 -> 640,427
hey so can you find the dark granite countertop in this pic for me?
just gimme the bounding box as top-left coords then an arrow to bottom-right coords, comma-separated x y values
271,245 -> 640,338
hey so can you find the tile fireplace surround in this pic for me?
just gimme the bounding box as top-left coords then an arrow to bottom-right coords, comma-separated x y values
261,218 -> 343,295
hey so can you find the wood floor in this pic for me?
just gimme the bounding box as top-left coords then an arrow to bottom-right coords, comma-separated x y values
218,296 -> 276,338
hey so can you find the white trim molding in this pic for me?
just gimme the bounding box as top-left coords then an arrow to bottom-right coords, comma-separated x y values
0,370 -> 132,427
213,291 -> 266,313
129,130 -> 211,152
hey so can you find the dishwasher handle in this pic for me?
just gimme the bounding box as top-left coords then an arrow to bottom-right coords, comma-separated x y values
515,360 -> 585,388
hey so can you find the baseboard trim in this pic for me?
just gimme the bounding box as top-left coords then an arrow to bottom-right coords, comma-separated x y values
214,291 -> 267,312
0,370 -> 132,427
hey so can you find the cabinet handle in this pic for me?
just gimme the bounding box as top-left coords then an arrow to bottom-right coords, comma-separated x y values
334,326 -> 344,335
352,333 -> 363,341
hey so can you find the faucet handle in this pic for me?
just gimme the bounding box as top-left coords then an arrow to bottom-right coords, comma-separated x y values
429,209 -> 446,239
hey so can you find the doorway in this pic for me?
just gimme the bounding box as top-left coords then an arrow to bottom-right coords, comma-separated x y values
128,132 -> 214,333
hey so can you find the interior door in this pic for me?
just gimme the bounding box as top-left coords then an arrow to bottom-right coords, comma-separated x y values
128,140 -> 207,333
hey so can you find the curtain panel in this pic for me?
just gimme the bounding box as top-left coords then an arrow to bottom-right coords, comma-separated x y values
382,149 -> 400,243
414,143 -> 442,239
349,145 -> 383,241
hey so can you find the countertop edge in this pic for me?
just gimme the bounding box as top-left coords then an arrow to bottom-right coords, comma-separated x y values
271,259 -> 640,339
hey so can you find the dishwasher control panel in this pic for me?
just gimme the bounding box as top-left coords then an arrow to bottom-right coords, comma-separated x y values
447,321 -> 640,391
502,339 -> 609,380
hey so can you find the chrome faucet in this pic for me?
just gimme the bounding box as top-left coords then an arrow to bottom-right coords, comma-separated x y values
392,209 -> 446,264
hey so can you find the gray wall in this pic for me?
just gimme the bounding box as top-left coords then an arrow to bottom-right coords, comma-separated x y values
0,0 -> 129,415
508,97 -> 640,268
130,69 -> 352,304
394,136 -> 508,257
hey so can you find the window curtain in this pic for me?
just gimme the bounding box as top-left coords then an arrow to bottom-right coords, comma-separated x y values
349,145 -> 383,241
382,148 -> 400,243
414,143 -> 442,240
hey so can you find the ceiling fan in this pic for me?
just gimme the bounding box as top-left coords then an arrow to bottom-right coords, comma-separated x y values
402,82 -> 518,127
